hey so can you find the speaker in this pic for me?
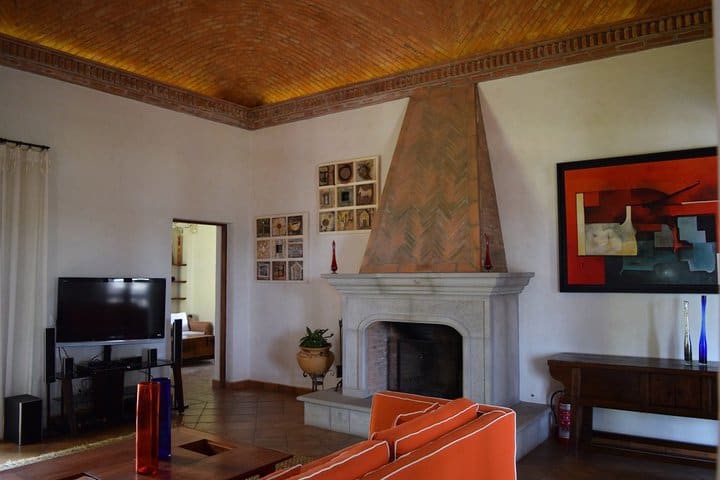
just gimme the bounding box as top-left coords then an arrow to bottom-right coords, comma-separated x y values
172,319 -> 182,367
4,395 -> 42,445
143,348 -> 157,367
63,357 -> 74,379
45,328 -> 56,384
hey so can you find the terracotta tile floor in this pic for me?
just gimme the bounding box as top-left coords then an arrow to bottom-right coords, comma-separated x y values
177,363 -> 360,457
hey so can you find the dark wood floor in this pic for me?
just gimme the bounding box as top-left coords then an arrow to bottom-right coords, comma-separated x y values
1,363 -> 715,479
518,438 -> 713,479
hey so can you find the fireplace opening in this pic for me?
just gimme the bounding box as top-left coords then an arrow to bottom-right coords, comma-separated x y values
386,323 -> 462,399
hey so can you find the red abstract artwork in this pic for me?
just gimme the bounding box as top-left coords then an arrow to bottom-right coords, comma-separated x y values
557,147 -> 718,293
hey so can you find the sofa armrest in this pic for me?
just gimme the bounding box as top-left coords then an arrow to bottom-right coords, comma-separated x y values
187,314 -> 214,335
368,391 -> 451,436
362,408 -> 517,480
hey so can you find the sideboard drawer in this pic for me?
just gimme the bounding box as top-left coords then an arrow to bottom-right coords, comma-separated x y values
580,368 -> 646,407
649,374 -> 702,410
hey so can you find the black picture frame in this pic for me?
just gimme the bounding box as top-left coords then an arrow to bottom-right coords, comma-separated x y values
557,147 -> 718,293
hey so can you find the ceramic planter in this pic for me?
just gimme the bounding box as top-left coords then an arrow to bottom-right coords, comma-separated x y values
296,345 -> 335,376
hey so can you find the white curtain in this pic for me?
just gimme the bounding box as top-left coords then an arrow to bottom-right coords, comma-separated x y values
0,143 -> 49,436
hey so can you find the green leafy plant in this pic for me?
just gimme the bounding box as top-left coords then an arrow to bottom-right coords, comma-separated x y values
299,327 -> 333,348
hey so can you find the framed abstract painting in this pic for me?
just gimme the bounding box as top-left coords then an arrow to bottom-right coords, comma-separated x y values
557,147 -> 718,293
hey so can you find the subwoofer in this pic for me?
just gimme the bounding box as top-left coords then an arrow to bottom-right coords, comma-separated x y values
4,395 -> 42,445
45,328 -> 56,384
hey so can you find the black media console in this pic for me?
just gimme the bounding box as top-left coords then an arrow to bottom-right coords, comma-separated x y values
55,350 -> 184,434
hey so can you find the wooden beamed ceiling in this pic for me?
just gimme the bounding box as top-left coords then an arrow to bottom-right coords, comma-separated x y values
0,1 -> 712,129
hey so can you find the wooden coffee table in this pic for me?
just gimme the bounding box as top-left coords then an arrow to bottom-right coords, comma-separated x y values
3,427 -> 292,479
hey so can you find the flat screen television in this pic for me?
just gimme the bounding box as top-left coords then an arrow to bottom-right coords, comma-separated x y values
56,277 -> 166,345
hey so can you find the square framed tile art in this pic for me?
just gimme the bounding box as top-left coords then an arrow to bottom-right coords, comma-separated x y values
318,156 -> 379,233
256,212 -> 307,282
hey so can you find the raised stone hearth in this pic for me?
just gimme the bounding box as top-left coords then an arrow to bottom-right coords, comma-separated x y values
323,272 -> 533,406
297,390 -> 549,460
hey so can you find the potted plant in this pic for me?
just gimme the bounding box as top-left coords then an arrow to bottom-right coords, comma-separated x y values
296,327 -> 335,376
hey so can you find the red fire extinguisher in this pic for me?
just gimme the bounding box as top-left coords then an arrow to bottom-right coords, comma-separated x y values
552,390 -> 572,443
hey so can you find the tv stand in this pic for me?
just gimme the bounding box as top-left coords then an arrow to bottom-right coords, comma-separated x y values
54,353 -> 184,434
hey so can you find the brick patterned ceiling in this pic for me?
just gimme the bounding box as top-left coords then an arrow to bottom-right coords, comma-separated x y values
0,1 -> 711,128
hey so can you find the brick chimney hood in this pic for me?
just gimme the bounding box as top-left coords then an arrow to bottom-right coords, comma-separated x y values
361,83 -> 506,273
323,84 -> 533,403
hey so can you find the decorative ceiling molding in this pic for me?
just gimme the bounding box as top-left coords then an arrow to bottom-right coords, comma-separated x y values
0,34 -> 251,128
0,6 -> 711,131
250,6 -> 712,129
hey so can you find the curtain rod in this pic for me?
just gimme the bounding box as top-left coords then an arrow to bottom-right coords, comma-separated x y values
0,137 -> 50,150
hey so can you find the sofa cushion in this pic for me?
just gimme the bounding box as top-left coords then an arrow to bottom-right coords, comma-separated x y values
360,408 -> 516,480
393,403 -> 439,426
170,312 -> 189,331
369,391 -> 448,435
259,464 -> 302,480
371,398 -> 479,459
182,330 -> 206,339
286,440 -> 389,480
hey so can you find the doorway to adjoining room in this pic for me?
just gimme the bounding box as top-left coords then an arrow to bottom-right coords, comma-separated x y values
171,220 -> 227,387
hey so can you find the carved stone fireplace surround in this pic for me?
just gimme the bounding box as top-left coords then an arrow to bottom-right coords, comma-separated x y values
322,271 -> 533,406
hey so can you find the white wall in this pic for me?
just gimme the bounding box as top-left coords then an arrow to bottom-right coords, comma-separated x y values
249,100 -> 407,387
188,224 -> 218,326
480,39 -> 717,443
173,223 -> 217,326
0,65 -> 253,383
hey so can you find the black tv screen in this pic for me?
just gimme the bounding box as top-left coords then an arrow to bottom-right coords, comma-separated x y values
56,277 -> 166,344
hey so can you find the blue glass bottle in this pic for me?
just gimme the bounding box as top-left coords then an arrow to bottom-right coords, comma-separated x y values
699,295 -> 707,364
153,377 -> 172,460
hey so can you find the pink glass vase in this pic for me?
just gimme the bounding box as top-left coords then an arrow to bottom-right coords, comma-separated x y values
136,381 -> 160,475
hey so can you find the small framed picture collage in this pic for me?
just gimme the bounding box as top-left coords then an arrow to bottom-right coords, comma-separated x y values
318,156 -> 379,233
255,213 -> 307,282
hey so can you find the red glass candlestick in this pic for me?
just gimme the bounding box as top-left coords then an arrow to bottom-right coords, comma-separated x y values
331,241 -> 338,273
136,381 -> 160,475
483,234 -> 493,271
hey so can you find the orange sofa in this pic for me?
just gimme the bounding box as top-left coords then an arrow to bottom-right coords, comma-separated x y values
260,391 -> 516,480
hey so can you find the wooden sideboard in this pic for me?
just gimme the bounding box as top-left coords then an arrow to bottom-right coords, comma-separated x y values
183,334 -> 215,362
547,353 -> 717,463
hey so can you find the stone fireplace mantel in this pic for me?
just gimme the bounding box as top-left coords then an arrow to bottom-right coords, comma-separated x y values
322,272 -> 533,296
322,272 -> 533,406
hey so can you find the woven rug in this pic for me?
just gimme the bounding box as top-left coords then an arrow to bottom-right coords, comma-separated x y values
245,455 -> 316,480
0,433 -> 134,471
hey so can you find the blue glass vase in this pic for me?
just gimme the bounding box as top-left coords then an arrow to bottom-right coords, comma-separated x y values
153,377 -> 172,460
699,295 -> 707,364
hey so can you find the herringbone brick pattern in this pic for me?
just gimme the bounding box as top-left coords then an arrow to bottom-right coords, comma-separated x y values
361,83 -> 507,273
